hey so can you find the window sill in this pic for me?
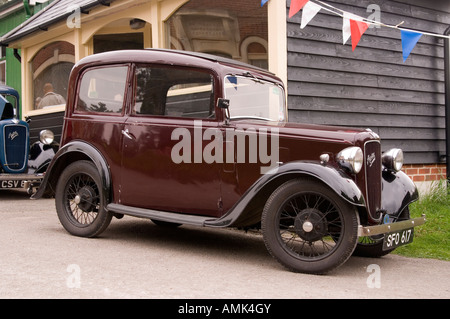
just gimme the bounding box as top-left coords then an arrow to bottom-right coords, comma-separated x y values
24,105 -> 65,118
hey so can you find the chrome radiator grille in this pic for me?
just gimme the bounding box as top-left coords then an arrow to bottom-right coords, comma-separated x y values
3,124 -> 28,173
364,141 -> 382,220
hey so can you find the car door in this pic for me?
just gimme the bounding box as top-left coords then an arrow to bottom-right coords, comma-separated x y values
119,64 -> 223,217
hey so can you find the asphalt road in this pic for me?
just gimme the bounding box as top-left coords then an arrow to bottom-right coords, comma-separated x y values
1,188 -> 449,300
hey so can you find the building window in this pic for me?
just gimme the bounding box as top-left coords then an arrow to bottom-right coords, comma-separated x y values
165,0 -> 268,69
31,41 -> 75,109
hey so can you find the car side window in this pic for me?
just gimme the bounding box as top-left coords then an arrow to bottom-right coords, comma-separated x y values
76,66 -> 128,114
134,66 -> 214,119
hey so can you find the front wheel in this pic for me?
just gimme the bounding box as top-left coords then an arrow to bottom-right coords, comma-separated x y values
55,160 -> 112,237
262,178 -> 359,274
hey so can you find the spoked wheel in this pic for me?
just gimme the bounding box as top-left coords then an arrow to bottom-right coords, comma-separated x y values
262,178 -> 359,274
55,160 -> 112,237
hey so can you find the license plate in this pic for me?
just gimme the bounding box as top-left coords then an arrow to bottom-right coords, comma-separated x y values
0,180 -> 25,189
383,228 -> 414,250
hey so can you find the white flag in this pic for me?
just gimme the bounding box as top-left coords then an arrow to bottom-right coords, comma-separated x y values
300,1 -> 321,29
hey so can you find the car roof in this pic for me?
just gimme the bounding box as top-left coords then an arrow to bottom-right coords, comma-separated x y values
148,48 -> 272,73
0,84 -> 19,95
0,84 -> 20,100
76,48 -> 276,77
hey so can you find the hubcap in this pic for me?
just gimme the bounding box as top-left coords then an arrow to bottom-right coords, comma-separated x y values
75,186 -> 96,212
294,208 -> 328,242
302,221 -> 314,232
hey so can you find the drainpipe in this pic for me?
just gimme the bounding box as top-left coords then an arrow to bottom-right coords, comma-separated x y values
13,48 -> 21,63
23,0 -> 32,19
444,26 -> 450,181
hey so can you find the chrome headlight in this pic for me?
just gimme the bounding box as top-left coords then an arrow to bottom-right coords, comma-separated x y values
39,129 -> 54,145
382,148 -> 403,172
337,147 -> 363,174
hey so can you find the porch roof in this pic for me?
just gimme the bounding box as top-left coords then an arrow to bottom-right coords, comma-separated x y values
0,0 -> 115,46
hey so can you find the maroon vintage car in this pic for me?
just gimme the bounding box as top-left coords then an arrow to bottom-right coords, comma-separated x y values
33,49 -> 425,274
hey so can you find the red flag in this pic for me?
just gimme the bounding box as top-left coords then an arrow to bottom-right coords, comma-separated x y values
350,19 -> 369,51
289,0 -> 309,18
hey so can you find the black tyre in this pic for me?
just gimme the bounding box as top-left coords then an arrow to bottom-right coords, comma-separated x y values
262,178 -> 359,274
55,160 -> 112,237
353,235 -> 394,257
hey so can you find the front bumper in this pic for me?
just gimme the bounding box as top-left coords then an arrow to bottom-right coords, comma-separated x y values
0,173 -> 43,193
357,215 -> 426,237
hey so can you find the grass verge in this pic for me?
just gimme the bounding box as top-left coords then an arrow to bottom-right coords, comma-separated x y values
394,180 -> 450,261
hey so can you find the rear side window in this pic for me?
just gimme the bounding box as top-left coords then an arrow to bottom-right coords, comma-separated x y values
76,66 -> 128,114
134,66 -> 214,119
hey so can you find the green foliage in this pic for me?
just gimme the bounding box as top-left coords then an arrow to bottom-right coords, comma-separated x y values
394,180 -> 450,261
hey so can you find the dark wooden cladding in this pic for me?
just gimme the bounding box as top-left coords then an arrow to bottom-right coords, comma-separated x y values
286,0 -> 449,164
28,111 -> 64,144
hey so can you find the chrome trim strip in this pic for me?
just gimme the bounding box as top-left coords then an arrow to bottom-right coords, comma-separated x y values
358,215 -> 426,237
0,174 -> 43,181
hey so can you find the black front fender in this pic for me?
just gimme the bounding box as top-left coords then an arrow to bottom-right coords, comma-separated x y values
28,141 -> 59,174
32,141 -> 111,200
206,161 -> 365,227
381,170 -> 419,217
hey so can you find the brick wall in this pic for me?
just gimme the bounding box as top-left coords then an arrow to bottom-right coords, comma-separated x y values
402,164 -> 447,183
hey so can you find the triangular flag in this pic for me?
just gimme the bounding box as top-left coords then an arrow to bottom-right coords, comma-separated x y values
289,0 -> 309,18
342,12 -> 359,45
228,76 -> 238,90
300,1 -> 321,29
261,0 -> 269,6
342,15 -> 351,45
401,29 -> 422,62
350,19 -> 369,51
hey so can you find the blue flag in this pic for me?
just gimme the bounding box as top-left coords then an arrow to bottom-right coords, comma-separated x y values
261,0 -> 269,6
401,29 -> 423,62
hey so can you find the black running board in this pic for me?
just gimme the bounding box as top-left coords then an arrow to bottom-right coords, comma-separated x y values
107,203 -> 213,226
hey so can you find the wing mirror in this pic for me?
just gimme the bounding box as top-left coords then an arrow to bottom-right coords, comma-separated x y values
217,98 -> 230,124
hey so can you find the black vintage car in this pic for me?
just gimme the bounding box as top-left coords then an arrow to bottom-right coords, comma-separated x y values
0,84 -> 57,194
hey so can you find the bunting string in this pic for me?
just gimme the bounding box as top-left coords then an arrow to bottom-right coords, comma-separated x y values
261,0 -> 450,61
314,0 -> 450,39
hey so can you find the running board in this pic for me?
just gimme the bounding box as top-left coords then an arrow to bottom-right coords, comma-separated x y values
107,203 -> 213,226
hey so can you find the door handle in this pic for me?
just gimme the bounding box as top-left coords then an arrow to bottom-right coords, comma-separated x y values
122,129 -> 135,140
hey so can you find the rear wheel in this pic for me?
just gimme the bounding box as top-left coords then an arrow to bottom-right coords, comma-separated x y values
55,160 -> 112,237
262,178 -> 359,274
